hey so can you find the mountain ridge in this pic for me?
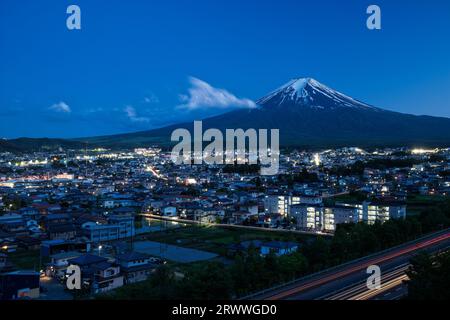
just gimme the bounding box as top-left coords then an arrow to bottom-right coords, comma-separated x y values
2,78 -> 450,151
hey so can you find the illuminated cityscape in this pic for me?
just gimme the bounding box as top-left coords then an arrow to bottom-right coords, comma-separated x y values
1,0 -> 450,312
0,146 -> 449,300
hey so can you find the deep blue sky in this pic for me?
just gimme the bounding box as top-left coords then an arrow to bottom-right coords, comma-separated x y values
1,0 -> 450,138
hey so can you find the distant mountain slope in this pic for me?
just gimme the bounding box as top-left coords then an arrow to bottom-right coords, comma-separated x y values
0,138 -> 85,153
77,78 -> 450,148
2,78 -> 450,151
0,139 -> 23,153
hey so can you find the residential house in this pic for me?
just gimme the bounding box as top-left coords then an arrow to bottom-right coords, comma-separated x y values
67,254 -> 124,294
116,252 -> 155,284
227,240 -> 263,256
46,251 -> 83,279
40,239 -> 91,257
260,241 -> 299,256
81,215 -> 134,243
0,271 -> 40,300
47,224 -> 77,240
161,206 -> 177,217
16,236 -> 41,250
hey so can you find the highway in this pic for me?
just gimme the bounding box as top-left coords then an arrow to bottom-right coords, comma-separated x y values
319,264 -> 409,300
246,228 -> 450,300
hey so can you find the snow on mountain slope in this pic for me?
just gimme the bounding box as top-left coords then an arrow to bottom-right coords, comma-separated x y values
256,78 -> 380,111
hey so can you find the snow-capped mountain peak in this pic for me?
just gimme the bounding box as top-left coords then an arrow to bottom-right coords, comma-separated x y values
256,77 -> 379,111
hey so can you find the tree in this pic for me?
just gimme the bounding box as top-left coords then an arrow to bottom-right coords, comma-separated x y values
406,251 -> 450,300
278,252 -> 308,281
301,237 -> 331,272
261,252 -> 282,286
330,224 -> 356,264
179,262 -> 233,300
419,208 -> 449,233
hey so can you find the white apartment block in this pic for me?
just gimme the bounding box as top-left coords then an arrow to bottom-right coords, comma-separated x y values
291,200 -> 406,232
263,194 -> 322,216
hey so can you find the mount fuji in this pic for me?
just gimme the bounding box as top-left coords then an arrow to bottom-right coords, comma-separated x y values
100,77 -> 448,149
256,77 -> 380,111
3,78 -> 450,151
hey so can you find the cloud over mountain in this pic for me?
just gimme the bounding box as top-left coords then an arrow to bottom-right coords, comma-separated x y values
178,77 -> 256,111
49,101 -> 71,113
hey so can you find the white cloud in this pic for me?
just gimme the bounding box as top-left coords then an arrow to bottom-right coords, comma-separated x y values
49,101 -> 71,113
124,105 -> 150,123
143,93 -> 160,104
178,77 -> 256,110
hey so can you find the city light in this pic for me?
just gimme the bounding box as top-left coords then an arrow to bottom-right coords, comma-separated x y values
411,148 -> 438,154
313,153 -> 321,166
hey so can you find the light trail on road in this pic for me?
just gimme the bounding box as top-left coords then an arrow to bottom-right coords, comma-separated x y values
264,230 -> 450,300
320,264 -> 409,300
